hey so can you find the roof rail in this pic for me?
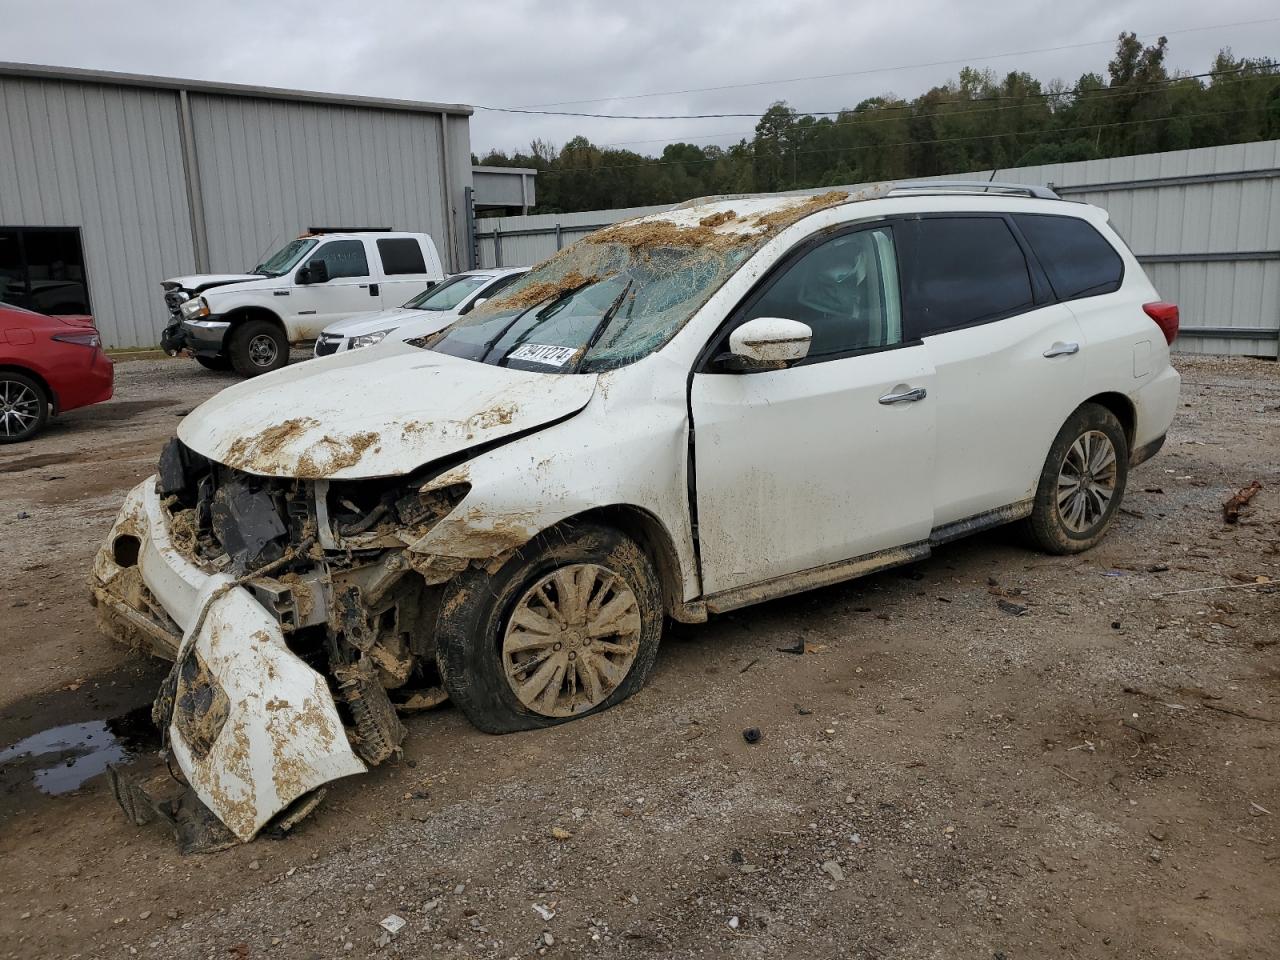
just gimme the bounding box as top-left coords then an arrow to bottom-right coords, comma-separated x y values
884,180 -> 1060,200
305,226 -> 394,234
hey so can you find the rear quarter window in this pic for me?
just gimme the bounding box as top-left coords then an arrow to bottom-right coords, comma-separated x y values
1014,214 -> 1124,300
377,238 -> 428,276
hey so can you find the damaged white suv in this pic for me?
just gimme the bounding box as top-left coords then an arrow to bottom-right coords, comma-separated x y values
93,182 -> 1181,843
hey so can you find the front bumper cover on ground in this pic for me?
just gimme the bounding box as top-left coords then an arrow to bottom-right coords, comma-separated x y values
93,479 -> 366,841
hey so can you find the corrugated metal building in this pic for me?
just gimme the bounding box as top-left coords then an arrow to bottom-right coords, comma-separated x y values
474,141 -> 1280,357
0,62 -> 474,349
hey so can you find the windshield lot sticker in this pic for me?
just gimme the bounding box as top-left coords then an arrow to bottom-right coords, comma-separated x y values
508,343 -> 577,367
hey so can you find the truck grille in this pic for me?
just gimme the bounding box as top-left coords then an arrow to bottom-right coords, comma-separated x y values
164,289 -> 189,318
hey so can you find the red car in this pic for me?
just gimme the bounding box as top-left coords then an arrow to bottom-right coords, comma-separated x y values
0,303 -> 114,443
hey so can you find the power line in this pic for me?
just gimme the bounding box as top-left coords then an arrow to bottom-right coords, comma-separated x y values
513,16 -> 1280,109
475,62 -> 1277,122
586,65 -> 1279,148
532,106 -> 1271,178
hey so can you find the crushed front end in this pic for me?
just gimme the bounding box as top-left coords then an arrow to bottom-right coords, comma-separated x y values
92,438 -> 469,844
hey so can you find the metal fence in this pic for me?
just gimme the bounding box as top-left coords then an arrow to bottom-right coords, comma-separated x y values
472,140 -> 1280,357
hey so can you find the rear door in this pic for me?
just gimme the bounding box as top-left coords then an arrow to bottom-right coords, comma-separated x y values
691,225 -> 936,596
375,237 -> 438,308
897,215 -> 1086,527
291,239 -> 378,338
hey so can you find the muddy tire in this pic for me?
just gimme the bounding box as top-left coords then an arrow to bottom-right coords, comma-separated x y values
228,318 -> 288,377
195,355 -> 231,371
435,522 -> 664,734
1024,403 -> 1129,555
0,371 -> 49,444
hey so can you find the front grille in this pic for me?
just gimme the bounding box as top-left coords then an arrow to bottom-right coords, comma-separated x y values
314,336 -> 341,357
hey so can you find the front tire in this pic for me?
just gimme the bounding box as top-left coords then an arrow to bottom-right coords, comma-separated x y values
1025,403 -> 1129,554
229,319 -> 288,377
435,523 -> 664,734
0,372 -> 49,444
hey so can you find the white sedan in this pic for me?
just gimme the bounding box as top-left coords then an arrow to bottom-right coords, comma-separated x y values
312,267 -> 529,356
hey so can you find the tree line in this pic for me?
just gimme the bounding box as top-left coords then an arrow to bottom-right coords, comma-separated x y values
474,33 -> 1279,215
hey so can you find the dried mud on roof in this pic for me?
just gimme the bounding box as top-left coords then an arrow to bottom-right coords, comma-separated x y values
589,190 -> 851,253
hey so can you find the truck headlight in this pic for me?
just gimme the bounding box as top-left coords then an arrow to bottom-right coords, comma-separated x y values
349,329 -> 392,350
180,296 -> 211,320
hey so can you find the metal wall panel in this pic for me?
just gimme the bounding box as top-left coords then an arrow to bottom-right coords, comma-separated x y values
187,94 -> 466,278
475,141 -> 1280,357
0,75 -> 196,348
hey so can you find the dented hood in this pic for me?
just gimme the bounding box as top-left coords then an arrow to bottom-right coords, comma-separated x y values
164,273 -> 264,293
178,343 -> 597,479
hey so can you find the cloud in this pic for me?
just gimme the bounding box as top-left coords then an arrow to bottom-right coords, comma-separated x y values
2,0 -> 1277,156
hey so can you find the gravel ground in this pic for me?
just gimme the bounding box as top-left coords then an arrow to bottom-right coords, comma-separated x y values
0,352 -> 1276,960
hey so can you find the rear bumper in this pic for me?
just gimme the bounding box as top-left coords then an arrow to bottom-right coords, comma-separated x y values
1133,364 -> 1180,452
56,348 -> 114,413
92,479 -> 365,840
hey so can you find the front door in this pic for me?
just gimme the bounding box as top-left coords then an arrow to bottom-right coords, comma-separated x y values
690,225 -> 936,596
291,239 -> 379,338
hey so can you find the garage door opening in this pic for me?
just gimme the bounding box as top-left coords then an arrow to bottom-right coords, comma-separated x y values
0,227 -> 92,316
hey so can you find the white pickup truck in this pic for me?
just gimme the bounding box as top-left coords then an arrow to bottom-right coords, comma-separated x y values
160,229 -> 445,376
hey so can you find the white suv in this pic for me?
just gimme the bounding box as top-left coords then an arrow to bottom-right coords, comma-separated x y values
95,183 -> 1180,841
160,230 -> 444,376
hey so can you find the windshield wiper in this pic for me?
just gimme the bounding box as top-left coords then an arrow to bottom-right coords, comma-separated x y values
482,284 -> 586,365
572,280 -> 634,373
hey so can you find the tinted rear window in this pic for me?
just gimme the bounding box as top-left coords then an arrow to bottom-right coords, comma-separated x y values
898,217 -> 1034,337
1014,214 -> 1123,300
377,238 -> 427,276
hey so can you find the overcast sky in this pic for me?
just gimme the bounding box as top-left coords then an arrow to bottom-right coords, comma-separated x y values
1,0 -> 1278,157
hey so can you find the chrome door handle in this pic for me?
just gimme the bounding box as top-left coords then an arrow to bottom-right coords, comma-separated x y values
1043,342 -> 1080,358
878,387 -> 927,405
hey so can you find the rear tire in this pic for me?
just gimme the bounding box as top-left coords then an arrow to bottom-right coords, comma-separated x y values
229,319 -> 288,377
1024,403 -> 1129,554
0,372 -> 49,444
195,355 -> 232,371
435,522 -> 664,734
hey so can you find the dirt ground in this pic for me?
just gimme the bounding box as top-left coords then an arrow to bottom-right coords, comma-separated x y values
0,353 -> 1277,960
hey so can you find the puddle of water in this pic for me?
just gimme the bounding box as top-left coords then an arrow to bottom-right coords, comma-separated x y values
0,704 -> 160,801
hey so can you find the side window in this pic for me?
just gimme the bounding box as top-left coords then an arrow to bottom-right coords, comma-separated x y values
310,240 -> 368,279
1014,214 -> 1123,300
462,272 -> 521,313
899,217 -> 1033,338
377,238 -> 427,276
734,227 -> 903,361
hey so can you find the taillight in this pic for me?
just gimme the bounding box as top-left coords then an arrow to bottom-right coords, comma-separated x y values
1143,302 -> 1179,345
52,331 -> 102,349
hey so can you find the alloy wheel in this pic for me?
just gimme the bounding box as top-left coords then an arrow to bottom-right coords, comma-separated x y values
1057,429 -> 1118,533
0,379 -> 41,439
502,563 -> 643,718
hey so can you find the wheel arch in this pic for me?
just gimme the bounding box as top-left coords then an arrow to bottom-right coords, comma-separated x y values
0,363 -> 56,412
1081,392 -> 1136,453
553,504 -> 701,623
223,305 -> 285,334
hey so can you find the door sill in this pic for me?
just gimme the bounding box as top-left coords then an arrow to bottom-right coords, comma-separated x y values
698,500 -> 1033,616
703,542 -> 930,615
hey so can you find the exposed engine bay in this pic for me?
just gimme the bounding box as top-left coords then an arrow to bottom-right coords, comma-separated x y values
92,438 -> 472,849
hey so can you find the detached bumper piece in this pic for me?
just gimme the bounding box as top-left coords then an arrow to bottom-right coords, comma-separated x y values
109,766 -> 238,855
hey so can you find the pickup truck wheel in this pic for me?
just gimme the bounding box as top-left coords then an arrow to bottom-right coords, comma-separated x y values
195,355 -> 231,371
1024,403 -> 1129,554
435,523 -> 663,734
229,319 -> 288,377
0,372 -> 48,444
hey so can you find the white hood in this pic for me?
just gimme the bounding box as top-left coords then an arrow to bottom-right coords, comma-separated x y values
178,342 -> 597,479
165,273 -> 263,291
321,307 -> 424,338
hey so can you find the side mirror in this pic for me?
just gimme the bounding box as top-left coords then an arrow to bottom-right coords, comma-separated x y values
299,259 -> 330,284
727,317 -> 812,369
471,297 -> 487,309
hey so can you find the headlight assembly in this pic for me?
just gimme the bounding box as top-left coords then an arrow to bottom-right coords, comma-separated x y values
180,296 -> 211,320
349,329 -> 393,349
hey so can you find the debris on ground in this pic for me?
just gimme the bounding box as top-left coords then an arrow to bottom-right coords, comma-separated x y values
1223,479 -> 1262,523
997,599 -> 1029,616
742,727 -> 763,744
